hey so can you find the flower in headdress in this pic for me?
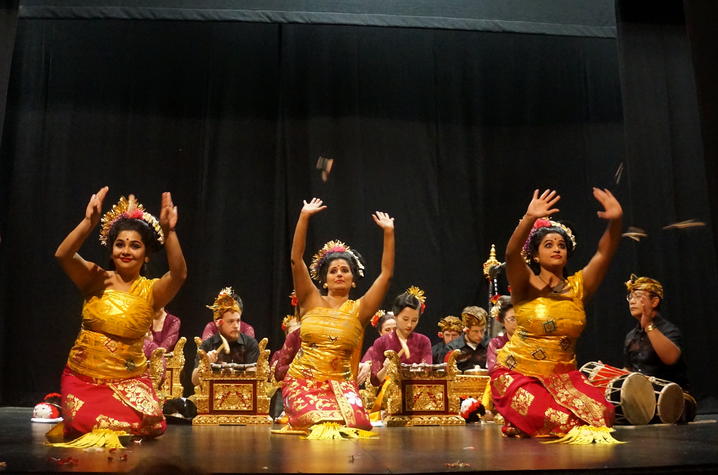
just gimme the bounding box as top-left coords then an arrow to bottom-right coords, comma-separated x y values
520,217 -> 576,263
489,294 -> 502,304
99,195 -> 164,247
370,309 -> 386,328
406,286 -> 427,312
309,240 -> 365,282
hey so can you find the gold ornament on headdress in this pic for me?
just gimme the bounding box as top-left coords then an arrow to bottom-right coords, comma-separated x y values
405,286 -> 426,304
520,217 -> 577,264
98,195 -> 164,247
206,286 -> 241,321
461,306 -> 487,328
308,240 -> 365,282
282,314 -> 299,332
625,274 -> 664,300
437,315 -> 463,333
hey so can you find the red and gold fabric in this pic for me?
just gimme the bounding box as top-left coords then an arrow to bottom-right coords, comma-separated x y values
284,299 -> 370,430
492,271 -> 615,437
61,277 -> 166,438
61,367 -> 165,438
282,377 -> 371,430
491,367 -> 613,436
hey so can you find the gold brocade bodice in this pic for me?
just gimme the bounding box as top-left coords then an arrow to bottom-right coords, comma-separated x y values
287,299 -> 363,382
496,271 -> 585,378
67,277 -> 157,380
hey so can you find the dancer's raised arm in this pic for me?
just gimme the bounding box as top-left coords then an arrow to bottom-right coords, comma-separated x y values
582,188 -> 623,299
358,211 -> 395,324
290,198 -> 327,310
152,192 -> 188,309
505,189 -> 560,302
54,186 -> 109,294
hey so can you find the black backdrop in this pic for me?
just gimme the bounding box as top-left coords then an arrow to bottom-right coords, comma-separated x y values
1,1 -> 717,409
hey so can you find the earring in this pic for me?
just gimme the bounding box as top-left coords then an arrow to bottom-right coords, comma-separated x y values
533,257 -> 539,263
323,283 -> 328,289
351,282 -> 356,288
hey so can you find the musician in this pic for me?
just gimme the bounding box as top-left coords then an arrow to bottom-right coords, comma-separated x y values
624,275 -> 688,388
443,306 -> 489,371
431,315 -> 463,364
191,287 -> 259,386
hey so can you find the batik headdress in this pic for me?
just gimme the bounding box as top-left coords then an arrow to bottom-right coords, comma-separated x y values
461,306 -> 487,328
207,287 -> 241,321
99,195 -> 164,247
308,240 -> 365,282
520,217 -> 577,264
625,274 -> 664,300
405,285 -> 427,313
436,315 -> 462,339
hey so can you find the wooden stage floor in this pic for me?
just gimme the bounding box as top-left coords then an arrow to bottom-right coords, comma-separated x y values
1,407 -> 717,474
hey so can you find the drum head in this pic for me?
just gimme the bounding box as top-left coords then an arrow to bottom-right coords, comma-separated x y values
619,373 -> 656,425
656,383 -> 684,424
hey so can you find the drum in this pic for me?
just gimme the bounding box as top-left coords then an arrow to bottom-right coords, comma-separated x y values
647,376 -> 684,424
579,361 -> 656,425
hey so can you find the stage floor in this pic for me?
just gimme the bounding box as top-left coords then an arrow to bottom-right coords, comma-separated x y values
1,407 -> 717,474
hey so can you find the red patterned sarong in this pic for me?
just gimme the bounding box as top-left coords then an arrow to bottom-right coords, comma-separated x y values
60,367 -> 166,438
282,377 -> 371,430
491,367 -> 614,437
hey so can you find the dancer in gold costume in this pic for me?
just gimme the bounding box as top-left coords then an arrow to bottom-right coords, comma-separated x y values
491,188 -> 623,444
52,188 -> 186,445
279,198 -> 394,438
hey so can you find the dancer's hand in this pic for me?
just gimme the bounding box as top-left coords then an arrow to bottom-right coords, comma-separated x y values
372,211 -> 395,231
593,187 -> 623,221
301,198 -> 327,217
525,189 -> 560,219
85,186 -> 109,227
160,192 -> 178,234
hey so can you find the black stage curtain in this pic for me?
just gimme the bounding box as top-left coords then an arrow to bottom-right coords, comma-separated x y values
615,0 -> 718,410
0,0 -> 19,404
18,0 -> 617,37
0,14 -> 715,408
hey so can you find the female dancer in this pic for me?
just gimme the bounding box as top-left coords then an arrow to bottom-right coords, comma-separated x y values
280,198 -> 394,438
53,187 -> 186,444
491,188 -> 622,443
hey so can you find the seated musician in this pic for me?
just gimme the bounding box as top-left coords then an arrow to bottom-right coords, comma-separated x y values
200,288 -> 256,340
367,287 -> 433,386
486,296 -> 517,372
624,275 -> 689,389
143,307 -> 181,358
192,287 -> 259,386
443,306 -> 489,372
431,315 -> 463,364
357,310 -> 396,385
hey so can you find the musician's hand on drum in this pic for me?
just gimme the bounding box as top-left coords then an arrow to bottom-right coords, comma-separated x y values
207,350 -> 219,364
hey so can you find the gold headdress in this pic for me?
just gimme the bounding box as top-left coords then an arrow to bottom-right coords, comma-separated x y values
99,195 -> 164,247
405,286 -> 427,312
206,287 -> 241,321
437,315 -> 462,333
521,217 -> 576,264
625,274 -> 663,300
461,306 -> 487,328
309,240 -> 365,282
